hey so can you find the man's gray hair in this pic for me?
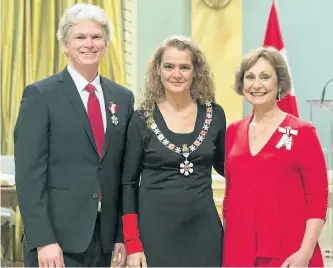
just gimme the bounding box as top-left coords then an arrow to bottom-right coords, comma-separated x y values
56,3 -> 112,43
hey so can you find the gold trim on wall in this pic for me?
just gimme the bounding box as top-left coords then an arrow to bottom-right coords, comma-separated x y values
202,0 -> 231,9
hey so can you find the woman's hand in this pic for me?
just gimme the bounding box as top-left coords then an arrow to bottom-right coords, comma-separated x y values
281,248 -> 312,267
127,252 -> 147,268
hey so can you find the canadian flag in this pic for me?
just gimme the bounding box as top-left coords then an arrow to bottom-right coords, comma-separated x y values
263,0 -> 299,117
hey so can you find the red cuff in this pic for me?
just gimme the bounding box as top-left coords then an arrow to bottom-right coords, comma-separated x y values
125,239 -> 143,255
122,214 -> 143,254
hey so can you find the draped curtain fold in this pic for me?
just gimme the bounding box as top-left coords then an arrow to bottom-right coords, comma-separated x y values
1,0 -> 125,260
1,0 -> 126,155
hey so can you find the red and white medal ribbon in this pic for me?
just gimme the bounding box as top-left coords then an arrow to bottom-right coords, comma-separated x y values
108,102 -> 119,125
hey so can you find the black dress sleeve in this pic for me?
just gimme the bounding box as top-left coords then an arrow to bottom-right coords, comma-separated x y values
115,90 -> 135,242
212,104 -> 226,177
122,111 -> 145,214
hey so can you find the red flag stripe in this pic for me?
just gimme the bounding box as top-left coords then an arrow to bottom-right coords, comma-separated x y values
263,0 -> 299,118
263,1 -> 284,50
278,95 -> 299,118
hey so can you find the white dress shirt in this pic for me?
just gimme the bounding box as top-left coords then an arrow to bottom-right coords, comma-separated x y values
67,64 -> 107,132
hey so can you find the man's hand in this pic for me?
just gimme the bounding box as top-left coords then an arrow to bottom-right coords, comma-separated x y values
37,243 -> 64,268
113,243 -> 127,267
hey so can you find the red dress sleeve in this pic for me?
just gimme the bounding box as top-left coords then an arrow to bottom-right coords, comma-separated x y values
297,125 -> 328,220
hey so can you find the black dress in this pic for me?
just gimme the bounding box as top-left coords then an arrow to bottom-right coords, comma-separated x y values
122,102 -> 226,267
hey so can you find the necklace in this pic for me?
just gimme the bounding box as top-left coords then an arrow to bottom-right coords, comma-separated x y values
173,109 -> 195,119
151,102 -> 213,176
250,113 -> 286,141
249,123 -> 269,141
162,103 -> 197,119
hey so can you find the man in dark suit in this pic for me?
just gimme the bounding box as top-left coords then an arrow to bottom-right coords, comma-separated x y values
14,3 -> 133,267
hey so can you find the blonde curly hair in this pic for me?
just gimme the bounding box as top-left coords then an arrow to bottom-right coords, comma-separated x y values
140,36 -> 216,127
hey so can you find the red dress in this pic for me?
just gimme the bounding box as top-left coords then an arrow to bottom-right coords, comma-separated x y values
222,114 -> 328,267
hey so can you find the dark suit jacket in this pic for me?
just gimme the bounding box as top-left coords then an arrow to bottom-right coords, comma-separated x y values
14,67 -> 134,253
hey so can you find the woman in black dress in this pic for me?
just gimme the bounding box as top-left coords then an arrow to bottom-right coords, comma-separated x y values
122,36 -> 226,267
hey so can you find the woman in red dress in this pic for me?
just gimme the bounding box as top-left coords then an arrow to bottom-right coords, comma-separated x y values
223,46 -> 328,267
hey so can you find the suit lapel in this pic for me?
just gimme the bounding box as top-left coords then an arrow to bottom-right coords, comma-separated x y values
100,77 -> 115,161
58,68 -> 98,154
